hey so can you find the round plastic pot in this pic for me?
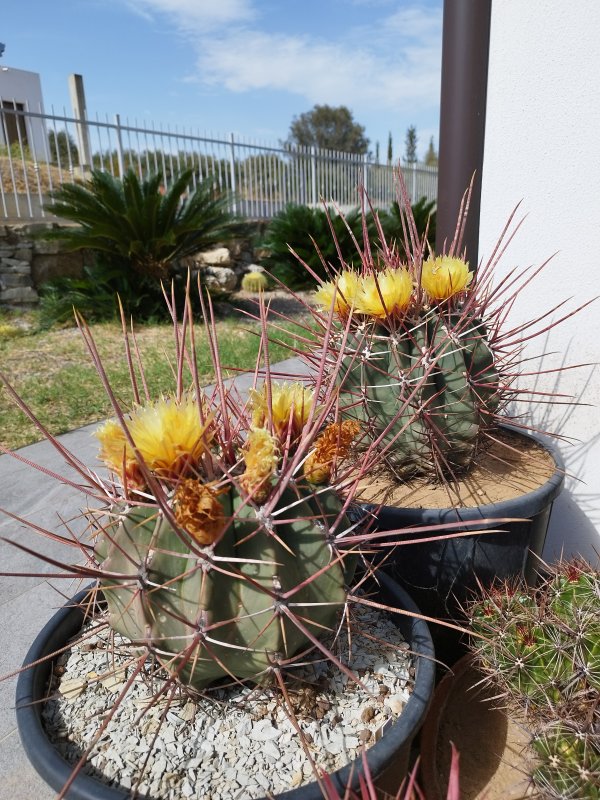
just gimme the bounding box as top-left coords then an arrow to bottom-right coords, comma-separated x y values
358,426 -> 565,621
16,574 -> 435,800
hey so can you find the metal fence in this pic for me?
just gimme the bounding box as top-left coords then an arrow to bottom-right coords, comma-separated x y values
0,105 -> 438,222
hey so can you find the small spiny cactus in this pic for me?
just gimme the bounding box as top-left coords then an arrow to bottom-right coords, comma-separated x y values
468,559 -> 600,798
242,269 -> 270,293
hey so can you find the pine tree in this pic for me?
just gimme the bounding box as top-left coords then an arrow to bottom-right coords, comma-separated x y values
387,132 -> 393,165
404,125 -> 418,164
424,136 -> 438,166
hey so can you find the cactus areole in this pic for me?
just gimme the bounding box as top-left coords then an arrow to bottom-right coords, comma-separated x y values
96,485 -> 351,691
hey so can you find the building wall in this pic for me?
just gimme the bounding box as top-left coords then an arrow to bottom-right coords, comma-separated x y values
0,66 -> 47,155
479,1 -> 600,563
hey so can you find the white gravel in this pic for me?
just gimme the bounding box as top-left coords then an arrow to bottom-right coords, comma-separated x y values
42,601 -> 414,799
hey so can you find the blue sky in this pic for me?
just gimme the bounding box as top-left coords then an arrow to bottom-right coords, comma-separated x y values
2,0 -> 443,160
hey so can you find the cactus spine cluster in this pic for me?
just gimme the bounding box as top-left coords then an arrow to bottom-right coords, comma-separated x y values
241,269 -> 270,293
468,560 -> 600,798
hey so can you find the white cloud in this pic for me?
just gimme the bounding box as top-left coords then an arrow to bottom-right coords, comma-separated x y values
125,0 -> 255,30
123,1 -> 442,116
196,9 -> 442,115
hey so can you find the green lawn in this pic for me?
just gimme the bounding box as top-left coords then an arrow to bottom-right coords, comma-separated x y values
0,314 -> 307,451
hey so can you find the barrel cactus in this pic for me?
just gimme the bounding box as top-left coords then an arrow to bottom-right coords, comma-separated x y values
313,242 -> 502,478
94,382 -> 358,690
468,559 -> 600,798
242,269 -> 270,293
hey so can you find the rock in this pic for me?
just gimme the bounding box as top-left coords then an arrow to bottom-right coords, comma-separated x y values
201,266 -> 238,298
196,247 -> 231,267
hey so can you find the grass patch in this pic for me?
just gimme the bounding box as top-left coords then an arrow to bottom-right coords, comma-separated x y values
0,317 -> 307,451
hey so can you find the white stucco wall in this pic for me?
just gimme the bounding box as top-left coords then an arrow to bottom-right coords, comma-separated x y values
0,65 -> 46,154
479,1 -> 600,563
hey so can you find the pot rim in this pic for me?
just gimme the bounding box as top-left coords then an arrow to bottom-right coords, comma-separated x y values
16,574 -> 435,800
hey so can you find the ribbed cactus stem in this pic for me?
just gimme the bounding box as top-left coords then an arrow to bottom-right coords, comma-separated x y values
97,484 -> 351,690
339,308 -> 499,475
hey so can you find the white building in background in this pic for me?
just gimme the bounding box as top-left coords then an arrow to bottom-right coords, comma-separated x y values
479,1 -> 600,563
0,65 -> 47,155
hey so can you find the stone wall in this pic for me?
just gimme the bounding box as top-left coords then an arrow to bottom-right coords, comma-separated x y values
0,222 -> 266,307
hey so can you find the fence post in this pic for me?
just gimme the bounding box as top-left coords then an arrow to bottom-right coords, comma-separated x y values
229,132 -> 237,215
114,114 -> 125,177
310,146 -> 317,207
363,155 -> 368,194
411,161 -> 417,201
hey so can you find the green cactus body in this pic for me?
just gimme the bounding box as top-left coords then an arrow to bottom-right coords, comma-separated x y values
339,309 -> 498,475
242,271 -> 269,292
96,484 -> 349,690
532,725 -> 600,800
469,562 -> 600,800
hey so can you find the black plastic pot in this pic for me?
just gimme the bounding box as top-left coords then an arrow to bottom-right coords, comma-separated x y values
358,427 -> 565,625
16,574 -> 435,800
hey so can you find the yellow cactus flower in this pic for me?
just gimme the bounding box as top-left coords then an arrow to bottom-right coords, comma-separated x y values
173,479 -> 226,545
304,420 -> 361,485
96,394 -> 213,481
240,427 -> 280,501
249,382 -> 315,441
353,268 -> 413,319
315,270 -> 361,317
97,419 -> 133,473
421,256 -> 473,300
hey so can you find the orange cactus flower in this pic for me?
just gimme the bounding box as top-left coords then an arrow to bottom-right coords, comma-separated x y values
173,479 -> 226,545
304,420 -> 361,485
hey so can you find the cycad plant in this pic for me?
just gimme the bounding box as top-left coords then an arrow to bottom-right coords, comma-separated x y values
468,559 -> 600,799
47,168 -> 237,277
40,168 -> 241,322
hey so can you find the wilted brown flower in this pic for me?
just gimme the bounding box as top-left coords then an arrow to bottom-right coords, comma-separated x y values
173,479 -> 226,545
304,420 -> 361,485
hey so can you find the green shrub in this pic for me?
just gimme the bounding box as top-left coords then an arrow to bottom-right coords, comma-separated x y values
261,199 -> 436,290
39,168 -> 244,325
260,204 -> 368,290
379,196 -> 436,255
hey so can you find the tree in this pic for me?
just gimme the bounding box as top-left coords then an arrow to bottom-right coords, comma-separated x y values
49,130 -> 79,166
387,131 -> 393,165
404,125 -> 418,164
287,105 -> 369,154
375,141 -> 380,165
424,135 -> 438,166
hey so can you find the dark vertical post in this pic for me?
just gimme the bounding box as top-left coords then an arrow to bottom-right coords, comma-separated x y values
436,0 -> 492,266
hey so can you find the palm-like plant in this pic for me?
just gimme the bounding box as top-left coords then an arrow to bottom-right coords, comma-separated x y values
46,168 -> 239,278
